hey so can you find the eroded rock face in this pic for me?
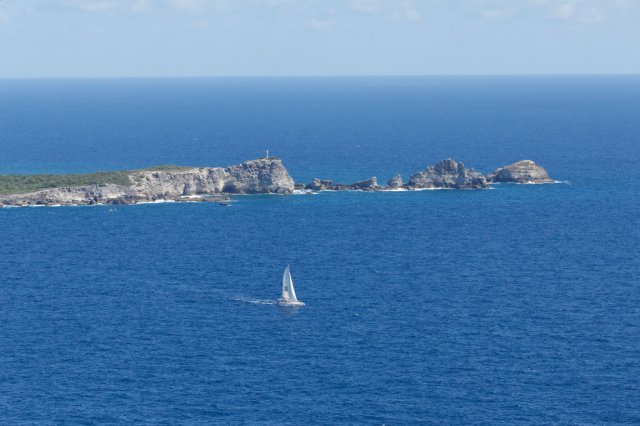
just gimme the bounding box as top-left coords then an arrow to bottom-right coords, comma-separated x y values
0,184 -> 139,207
407,159 -> 488,189
132,158 -> 294,196
304,159 -> 490,191
305,178 -> 336,191
486,160 -> 553,184
0,158 -> 294,206
305,176 -> 378,191
0,157 -> 556,207
350,177 -> 378,191
387,175 -> 403,188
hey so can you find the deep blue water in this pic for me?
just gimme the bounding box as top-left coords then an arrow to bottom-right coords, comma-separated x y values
0,76 -> 639,424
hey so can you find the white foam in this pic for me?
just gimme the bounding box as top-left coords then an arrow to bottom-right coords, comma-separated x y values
521,180 -> 569,185
136,199 -> 177,205
229,296 -> 277,305
494,180 -> 568,185
412,187 -> 450,191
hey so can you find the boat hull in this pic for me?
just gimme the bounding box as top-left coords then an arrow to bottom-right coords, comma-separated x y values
278,298 -> 305,307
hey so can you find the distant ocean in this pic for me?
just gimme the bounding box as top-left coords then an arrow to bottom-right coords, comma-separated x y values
0,76 -> 639,424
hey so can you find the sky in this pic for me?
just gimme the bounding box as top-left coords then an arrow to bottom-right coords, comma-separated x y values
0,0 -> 639,78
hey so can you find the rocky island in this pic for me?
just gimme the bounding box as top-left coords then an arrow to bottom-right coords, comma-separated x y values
486,160 -> 554,184
302,158 -> 553,191
0,158 -> 294,207
0,157 -> 554,207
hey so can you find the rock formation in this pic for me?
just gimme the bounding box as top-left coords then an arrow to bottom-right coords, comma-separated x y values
486,160 -> 553,184
0,158 -> 294,207
303,159 -> 498,192
350,177 -> 378,191
304,177 -> 378,191
407,159 -> 488,189
387,175 -> 403,188
305,178 -> 338,191
0,157 -> 556,207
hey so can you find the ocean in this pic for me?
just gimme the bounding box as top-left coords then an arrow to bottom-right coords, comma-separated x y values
0,76 -> 639,424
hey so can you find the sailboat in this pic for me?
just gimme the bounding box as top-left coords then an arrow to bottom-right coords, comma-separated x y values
279,265 -> 305,306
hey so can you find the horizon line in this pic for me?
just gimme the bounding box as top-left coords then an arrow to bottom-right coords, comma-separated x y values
1,72 -> 639,81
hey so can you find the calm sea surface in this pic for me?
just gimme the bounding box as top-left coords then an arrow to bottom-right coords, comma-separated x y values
0,77 -> 639,424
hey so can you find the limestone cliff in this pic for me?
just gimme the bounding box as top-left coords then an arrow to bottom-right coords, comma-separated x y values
0,158 -> 294,206
0,157 -> 556,207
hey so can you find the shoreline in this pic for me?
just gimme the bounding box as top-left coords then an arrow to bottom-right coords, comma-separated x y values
0,158 -> 556,208
0,181 -> 573,209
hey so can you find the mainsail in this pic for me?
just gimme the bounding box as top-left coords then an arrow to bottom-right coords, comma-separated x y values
281,265 -> 301,304
282,265 -> 291,300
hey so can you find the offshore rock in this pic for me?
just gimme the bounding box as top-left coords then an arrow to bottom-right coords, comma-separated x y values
407,159 -> 488,189
487,160 -> 553,184
305,178 -> 336,191
387,174 -> 404,188
305,177 -> 378,191
350,177 -> 378,191
0,158 -> 294,207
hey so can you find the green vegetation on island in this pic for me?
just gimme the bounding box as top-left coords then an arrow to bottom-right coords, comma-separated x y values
0,165 -> 193,195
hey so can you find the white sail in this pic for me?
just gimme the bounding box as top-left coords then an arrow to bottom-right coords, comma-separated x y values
288,269 -> 298,302
282,265 -> 292,300
280,265 -> 304,306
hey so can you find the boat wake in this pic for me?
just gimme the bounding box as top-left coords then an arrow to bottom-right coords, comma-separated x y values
229,296 -> 278,305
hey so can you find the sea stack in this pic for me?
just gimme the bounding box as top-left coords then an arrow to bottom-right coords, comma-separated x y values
350,177 -> 378,191
487,160 -> 553,184
387,175 -> 404,188
407,159 -> 489,189
305,178 -> 337,191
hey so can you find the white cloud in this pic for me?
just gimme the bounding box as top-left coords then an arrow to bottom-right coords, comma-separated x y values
403,3 -> 421,21
5,0 -> 636,26
169,0 -> 206,12
348,0 -> 379,14
83,1 -> 117,11
308,17 -> 334,30
130,0 -> 153,12
480,7 -> 515,19
473,0 -> 636,23
59,0 -> 120,12
551,0 -> 605,23
552,0 -> 577,18
347,0 -> 422,22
